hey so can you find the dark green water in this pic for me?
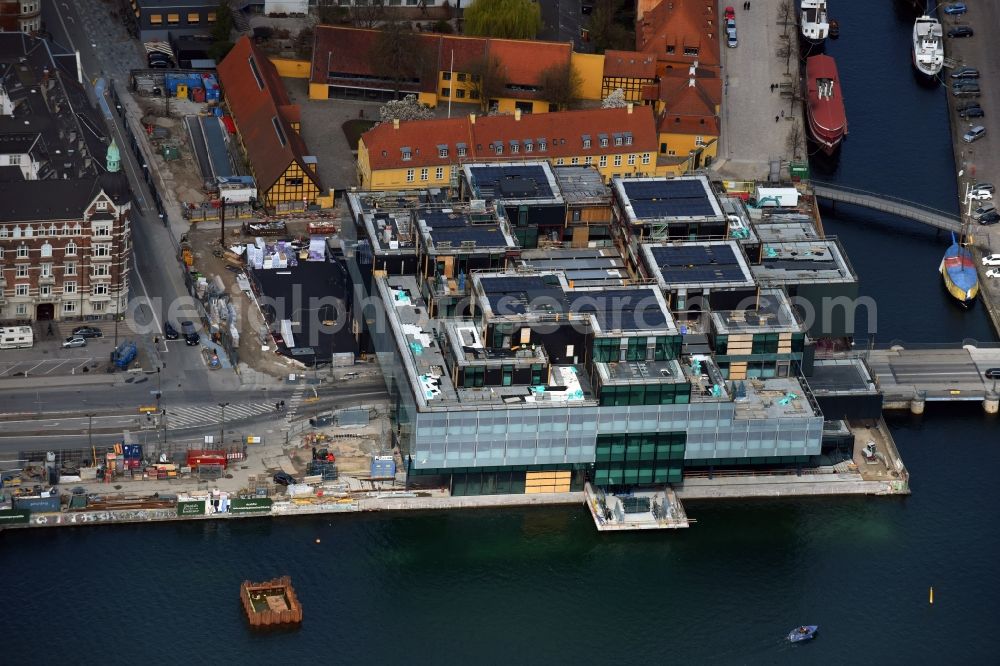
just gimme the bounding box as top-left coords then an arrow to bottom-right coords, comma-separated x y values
4,1 -> 1000,663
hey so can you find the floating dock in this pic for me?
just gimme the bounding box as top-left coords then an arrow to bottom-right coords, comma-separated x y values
240,576 -> 302,627
585,483 -> 690,531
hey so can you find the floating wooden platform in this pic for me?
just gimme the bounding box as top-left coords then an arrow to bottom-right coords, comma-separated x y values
241,576 -> 302,626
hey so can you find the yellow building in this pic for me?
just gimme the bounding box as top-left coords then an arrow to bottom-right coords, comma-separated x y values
645,75 -> 722,176
358,106 -> 659,190
218,36 -> 321,211
308,26 -> 603,113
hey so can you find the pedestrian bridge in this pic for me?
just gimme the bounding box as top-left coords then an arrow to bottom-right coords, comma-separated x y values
811,181 -> 962,233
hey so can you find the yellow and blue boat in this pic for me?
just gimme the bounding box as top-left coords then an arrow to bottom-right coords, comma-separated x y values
940,233 -> 978,305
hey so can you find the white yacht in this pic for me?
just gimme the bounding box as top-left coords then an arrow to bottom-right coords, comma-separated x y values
912,15 -> 944,79
800,0 -> 830,45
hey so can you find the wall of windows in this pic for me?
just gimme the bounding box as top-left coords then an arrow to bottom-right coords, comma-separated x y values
592,335 -> 681,363
598,382 -> 691,406
593,432 -> 685,485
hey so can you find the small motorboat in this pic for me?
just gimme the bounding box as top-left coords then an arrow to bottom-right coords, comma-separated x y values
829,19 -> 840,38
788,625 -> 818,642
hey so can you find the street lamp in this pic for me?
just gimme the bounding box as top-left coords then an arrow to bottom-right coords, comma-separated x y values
85,413 -> 96,448
218,402 -> 230,445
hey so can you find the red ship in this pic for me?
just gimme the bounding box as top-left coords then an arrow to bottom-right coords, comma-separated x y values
805,55 -> 847,155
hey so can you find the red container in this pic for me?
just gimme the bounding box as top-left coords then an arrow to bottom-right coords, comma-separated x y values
191,87 -> 205,103
187,450 -> 228,469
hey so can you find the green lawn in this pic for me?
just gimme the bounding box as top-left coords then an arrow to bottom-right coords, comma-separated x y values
342,119 -> 377,150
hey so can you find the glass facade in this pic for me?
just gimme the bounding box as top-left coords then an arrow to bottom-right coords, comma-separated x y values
592,335 -> 681,363
593,432 -> 685,485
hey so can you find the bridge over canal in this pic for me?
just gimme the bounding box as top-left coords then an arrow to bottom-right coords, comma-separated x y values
811,181 -> 963,233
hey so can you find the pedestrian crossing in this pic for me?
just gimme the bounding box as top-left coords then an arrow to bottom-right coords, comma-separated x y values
164,401 -> 278,430
284,387 -> 307,429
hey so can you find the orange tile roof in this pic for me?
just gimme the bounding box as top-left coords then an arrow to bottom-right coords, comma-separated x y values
361,106 -> 658,171
637,0 -> 721,70
311,26 -> 573,99
602,50 -> 657,79
651,74 -> 722,112
657,114 -> 720,137
218,36 -> 320,193
486,39 -> 572,88
362,117 -> 473,172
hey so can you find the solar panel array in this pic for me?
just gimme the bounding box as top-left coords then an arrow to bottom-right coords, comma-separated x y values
419,209 -> 511,249
650,244 -> 751,285
623,179 -> 717,220
468,164 -> 555,199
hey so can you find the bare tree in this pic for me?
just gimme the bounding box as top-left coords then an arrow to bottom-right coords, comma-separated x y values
777,0 -> 793,30
468,55 -> 508,113
539,62 -> 582,111
371,20 -> 432,99
351,0 -> 386,28
786,124 -> 804,160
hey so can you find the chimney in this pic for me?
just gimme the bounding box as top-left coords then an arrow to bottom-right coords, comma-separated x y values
689,78 -> 695,87
514,108 -> 521,121
627,102 -> 633,114
470,113 -> 476,124
393,118 -> 400,129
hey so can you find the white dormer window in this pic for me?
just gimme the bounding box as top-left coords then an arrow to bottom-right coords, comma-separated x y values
539,140 -> 547,151
583,138 -> 591,149
625,135 -> 633,145
511,143 -> 519,154
495,144 -> 503,155
401,148 -> 412,161
600,137 -> 608,147
457,146 -> 467,157
525,143 -> 533,153
96,200 -> 108,211
615,136 -> 623,146
438,147 -> 448,158
24,225 -> 33,237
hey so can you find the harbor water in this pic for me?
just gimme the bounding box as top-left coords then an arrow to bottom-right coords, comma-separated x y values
3,1 -> 999,663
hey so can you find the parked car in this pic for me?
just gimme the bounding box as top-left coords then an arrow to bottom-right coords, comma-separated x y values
724,5 -> 735,19
981,254 -> 1000,267
726,18 -> 738,48
973,203 -> 996,219
959,106 -> 985,119
62,336 -> 87,348
963,125 -> 986,143
973,182 -> 995,193
970,188 -> 993,200
164,322 -> 179,340
180,320 -> 199,346
947,26 -> 974,38
273,472 -> 295,486
72,326 -> 103,338
977,211 -> 1000,225
951,66 -> 979,79
987,270 -> 1000,279
943,3 -> 967,15
985,368 -> 1000,379
952,81 -> 980,92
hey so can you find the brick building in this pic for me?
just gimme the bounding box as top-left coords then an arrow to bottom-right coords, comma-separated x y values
0,33 -> 132,324
0,0 -> 42,34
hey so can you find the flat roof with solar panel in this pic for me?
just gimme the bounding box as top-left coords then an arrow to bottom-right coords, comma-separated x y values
613,176 -> 725,225
416,206 -> 517,254
462,162 -> 563,205
641,240 -> 756,290
473,271 -> 676,334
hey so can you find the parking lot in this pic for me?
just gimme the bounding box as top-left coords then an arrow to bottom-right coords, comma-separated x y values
0,356 -> 97,378
0,325 -> 120,377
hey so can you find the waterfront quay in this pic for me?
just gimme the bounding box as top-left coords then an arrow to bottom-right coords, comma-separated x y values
938,2 -> 1000,335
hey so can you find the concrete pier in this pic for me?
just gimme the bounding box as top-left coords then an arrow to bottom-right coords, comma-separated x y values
910,390 -> 926,415
984,391 -> 999,415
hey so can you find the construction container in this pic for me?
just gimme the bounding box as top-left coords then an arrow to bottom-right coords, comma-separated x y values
176,83 -> 188,99
191,87 -> 205,103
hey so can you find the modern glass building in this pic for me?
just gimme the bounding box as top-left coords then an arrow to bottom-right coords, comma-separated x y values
343,171 -> 856,496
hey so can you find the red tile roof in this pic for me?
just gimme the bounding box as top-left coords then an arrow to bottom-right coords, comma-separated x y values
218,36 -> 320,193
602,50 -> 657,79
650,73 -> 722,111
311,26 -> 573,99
637,0 -> 721,70
361,106 -> 658,171
657,113 -> 720,137
486,39 -> 572,88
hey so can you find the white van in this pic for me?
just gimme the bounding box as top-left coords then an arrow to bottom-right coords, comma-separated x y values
0,326 -> 33,349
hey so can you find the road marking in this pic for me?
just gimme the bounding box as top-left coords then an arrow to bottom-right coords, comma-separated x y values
130,253 -> 165,350
24,361 -> 46,375
54,1 -> 77,52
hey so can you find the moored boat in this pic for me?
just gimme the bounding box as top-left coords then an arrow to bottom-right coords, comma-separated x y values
940,234 -> 979,305
800,1 -> 830,45
788,625 -> 818,642
912,15 -> 944,80
806,54 -> 848,155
